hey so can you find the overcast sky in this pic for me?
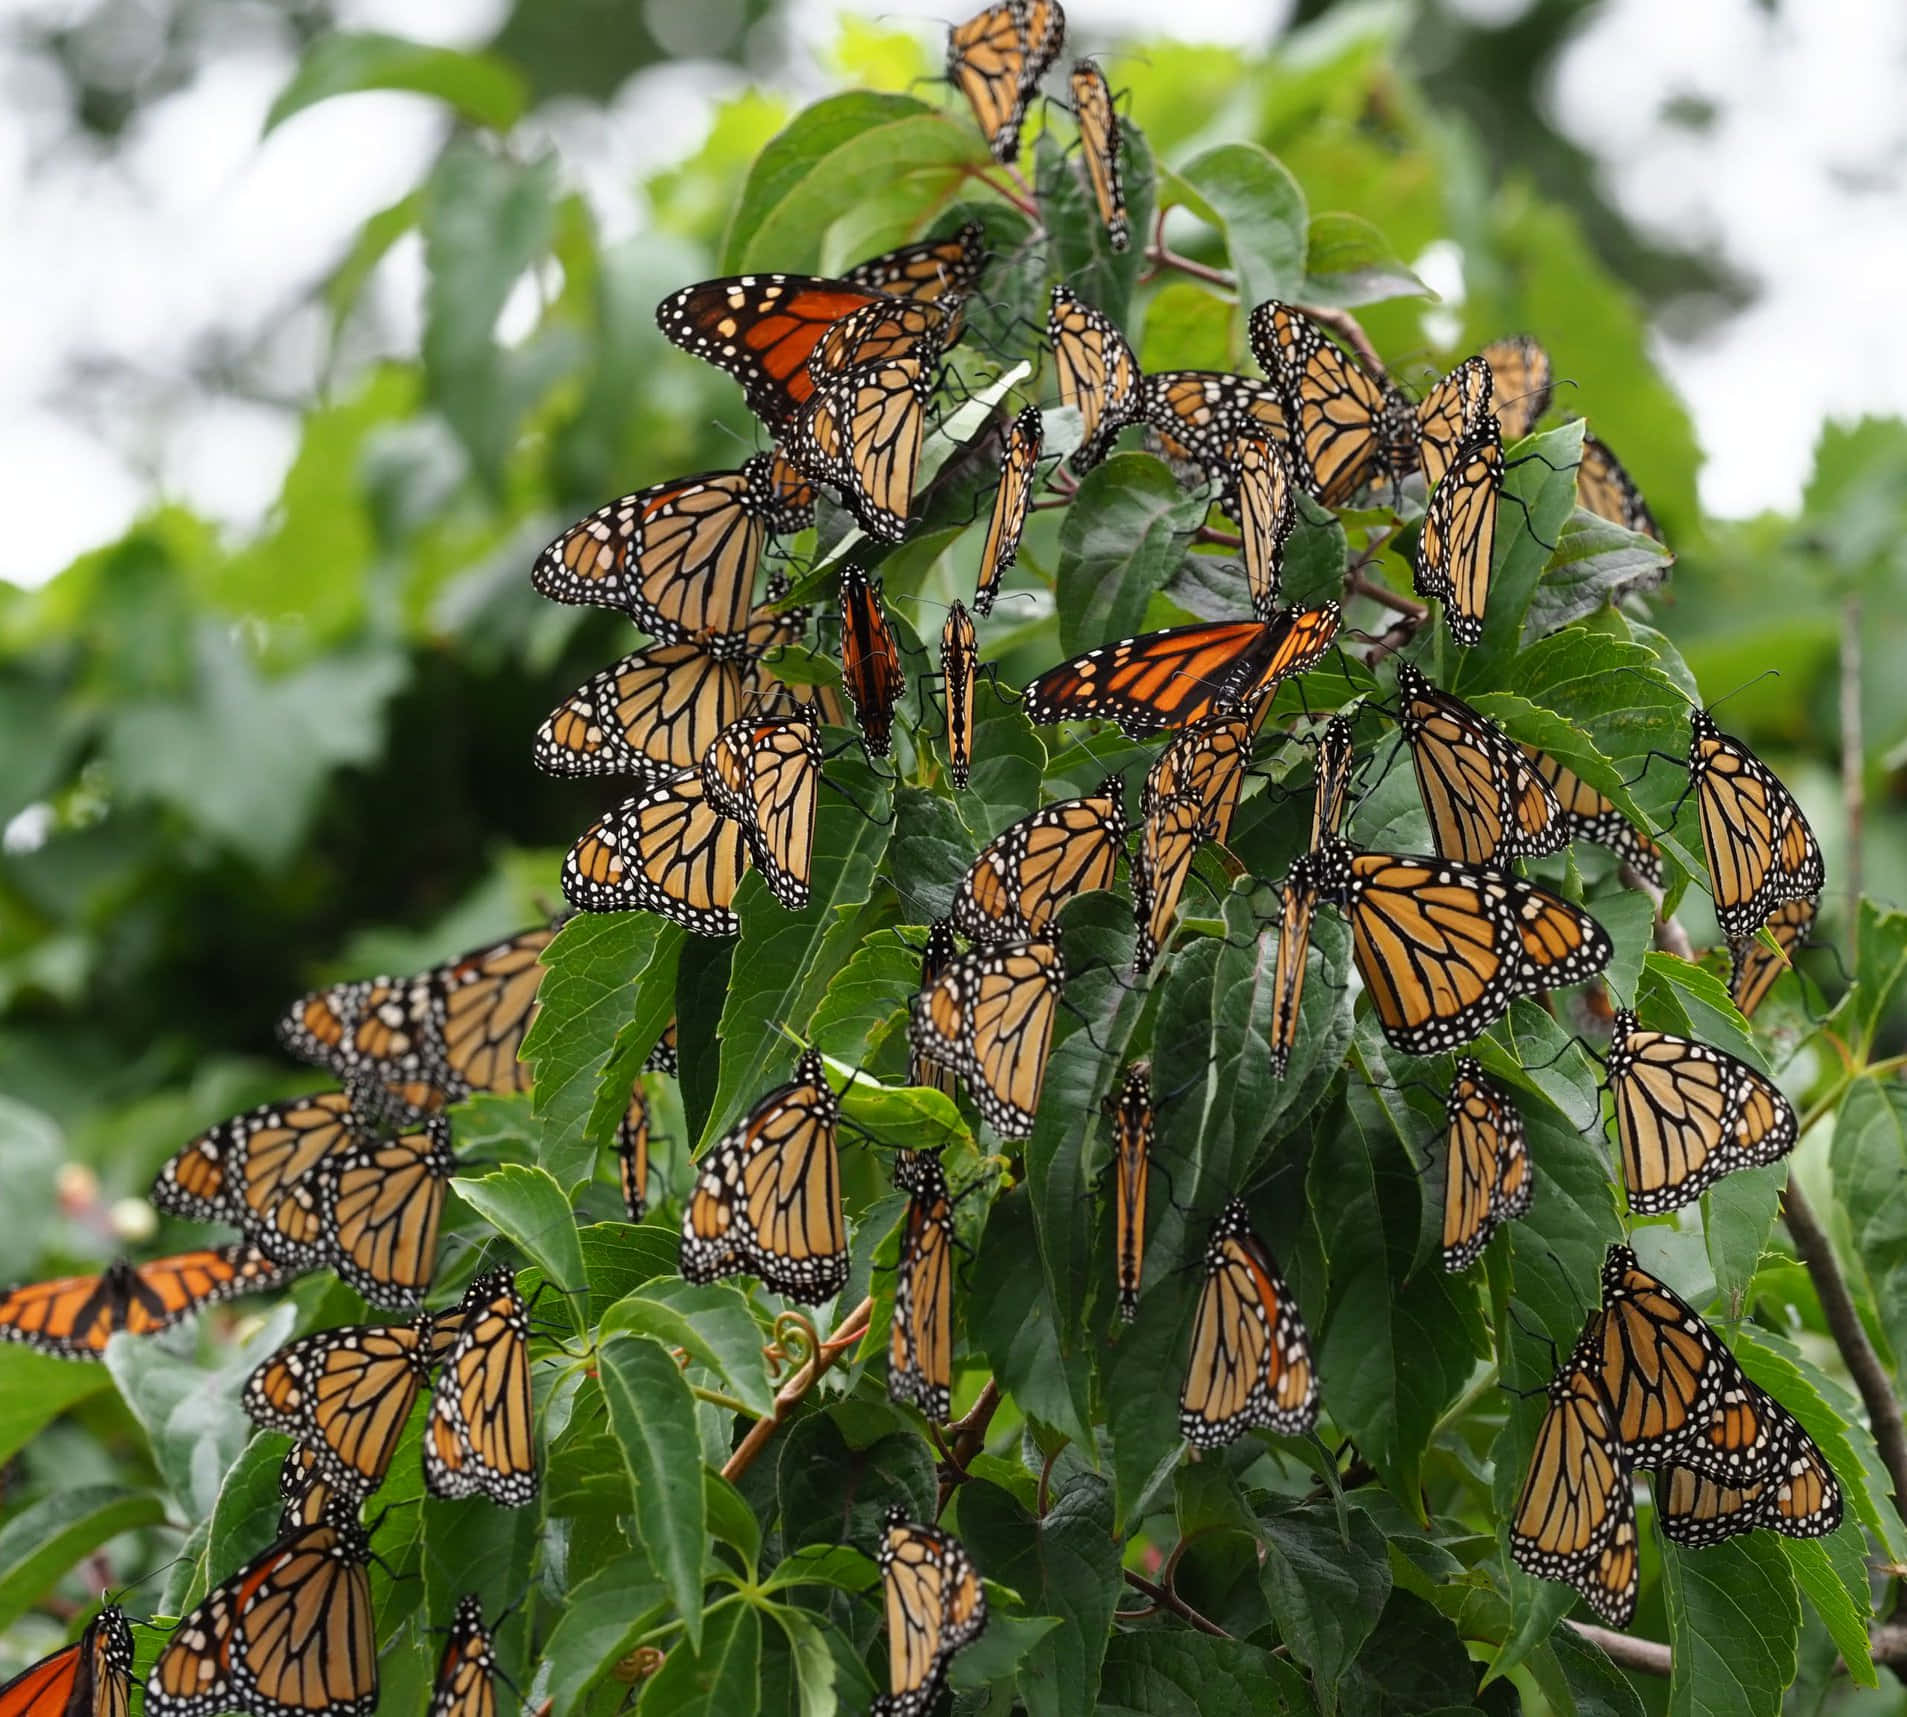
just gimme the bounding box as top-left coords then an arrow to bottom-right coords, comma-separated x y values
0,0 -> 1902,586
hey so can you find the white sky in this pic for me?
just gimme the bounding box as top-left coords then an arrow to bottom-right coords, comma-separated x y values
0,0 -> 1901,586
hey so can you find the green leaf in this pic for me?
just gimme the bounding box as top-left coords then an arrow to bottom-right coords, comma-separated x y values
807,929 -> 926,1071
518,1220 -> 679,1326
206,1432 -> 294,1574
0,1344 -> 110,1465
704,1470 -> 761,1579
947,1611 -> 1066,1697
723,93 -> 989,271
1663,1534 -> 1798,1717
699,748 -> 892,1149
1140,282 -> 1237,371
1526,509 -> 1674,640
601,1280 -> 776,1418
1540,1625 -> 1647,1717
1780,1535 -> 1875,1688
420,1487 -> 541,1685
1174,143 -> 1310,308
959,1475 -> 1124,1717
1830,1076 -> 1907,1368
968,1185 -> 1094,1449
1033,123 -> 1156,325
1054,455 -> 1210,657
1829,898 -> 1907,1058
1340,1588 -> 1488,1711
761,1543 -> 879,1596
522,913 -> 677,1182
635,1599 -> 760,1716
1258,1503 -> 1393,1713
776,1412 -> 935,1553
958,681 -> 1052,845
1302,211 -> 1431,309
537,1552 -> 668,1717
264,32 -> 526,134
1098,1631 -> 1313,1715
0,1486 -> 166,1632
598,1335 -> 709,1649
452,1164 -> 586,1327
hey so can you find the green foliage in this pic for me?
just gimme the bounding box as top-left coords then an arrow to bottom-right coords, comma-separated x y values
4,10 -> 1907,1717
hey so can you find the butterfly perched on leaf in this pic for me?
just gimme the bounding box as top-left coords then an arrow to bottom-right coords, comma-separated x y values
948,779 -> 1125,942
150,1090 -> 362,1248
975,405 -> 1042,617
1605,1009 -> 1797,1214
1654,1418 -> 1842,1546
1576,430 -> 1660,541
939,602 -> 978,790
1179,1199 -> 1319,1447
428,1596 -> 499,1717
562,766 -> 751,935
1439,1057 -> 1531,1271
889,1151 -> 956,1420
701,705 -> 822,910
1270,716 -> 1355,1078
945,0 -> 1065,163
1138,376 -> 1287,495
681,1048 -> 849,1303
839,564 -> 908,757
1518,745 -> 1662,884
1413,423 -> 1501,648
0,1604 -> 131,1717
1730,895 -> 1816,1019
1069,59 -> 1127,250
1047,284 -> 1141,471
1023,605 -> 1341,737
907,921 -> 961,1102
872,1507 -> 989,1717
1110,1062 -> 1153,1322
425,1268 -> 538,1507
908,937 -> 1064,1140
1224,434 -> 1297,620
1688,709 -> 1823,944
1479,334 -> 1552,442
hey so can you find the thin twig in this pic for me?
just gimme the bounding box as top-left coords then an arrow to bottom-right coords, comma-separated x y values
1197,524 -> 1243,549
1781,1180 -> 1907,1513
1294,303 -> 1387,378
1567,1621 -> 1670,1677
1347,571 -> 1425,621
719,1297 -> 872,1483
936,1379 -> 1003,1513
1360,613 -> 1424,668
969,165 -> 1040,220
1121,1570 -> 1231,1638
1143,208 -> 1238,291
1842,592 -> 1864,919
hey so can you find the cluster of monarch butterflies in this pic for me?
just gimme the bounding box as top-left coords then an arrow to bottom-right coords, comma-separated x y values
0,6 -> 1845,1708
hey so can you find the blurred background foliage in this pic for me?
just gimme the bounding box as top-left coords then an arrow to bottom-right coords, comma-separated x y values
3,0 -> 1905,1702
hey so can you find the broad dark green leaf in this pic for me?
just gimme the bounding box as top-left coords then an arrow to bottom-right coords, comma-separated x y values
1780,1533 -> 1875,1688
1829,898 -> 1907,1059
0,1344 -> 111,1465
600,1280 -> 776,1418
1538,1625 -> 1647,1717
599,1335 -> 709,1649
1663,1534 -> 1798,1717
1055,455 -> 1209,656
1830,1075 -> 1907,1370
420,1485 -> 542,1685
204,1432 -> 291,1573
537,1552 -> 667,1717
968,1185 -> 1094,1449
452,1164 -> 586,1328
635,1599 -> 760,1716
776,1411 -> 935,1552
1174,142 -> 1309,309
1258,1503 -> 1393,1713
1302,211 -> 1431,309
0,1486 -> 166,1632
1526,509 -> 1674,639
1097,1630 -> 1315,1715
1340,1588 -> 1489,1713
265,32 -> 526,134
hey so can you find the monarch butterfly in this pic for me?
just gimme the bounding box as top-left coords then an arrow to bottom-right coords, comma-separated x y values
872,1507 -> 988,1717
790,354 -> 932,542
534,639 -> 782,782
617,1079 -> 650,1222
0,1604 -> 131,1717
1297,841 -> 1613,1055
277,1444 -> 346,1534
945,0 -> 1064,163
1069,60 -> 1127,250
276,974 -> 451,1123
645,1020 -> 679,1076
561,766 -> 751,935
435,924 -> 560,1101
949,779 -> 1125,942
843,224 -> 989,310
424,1268 -> 538,1506
1179,1199 -> 1319,1447
702,706 -> 821,910
243,1316 -> 434,1491
1509,1337 -> 1638,1628
1247,301 -> 1417,505
940,603 -> 977,790
682,1048 -> 848,1302
1137,377 -> 1288,495
1655,1418 -> 1842,1546
1111,1062 -> 1152,1322
1576,432 -> 1660,541
428,1596 -> 498,1717
1142,714 -> 1251,845
907,921 -> 960,1101
1225,434 -> 1296,620
1023,605 -> 1341,737
1689,710 -> 1824,944
908,938 -> 1065,1140
1517,746 -> 1663,885
1730,895 -> 1816,1019
143,1520 -> 377,1717
1132,794 -> 1203,974
655,274 -> 949,433
758,444 -> 817,534
1413,424 -> 1501,648
1270,718 -> 1355,1078
1395,661 -> 1566,865
529,457 -> 793,652
839,565 -> 908,758
1590,1246 -> 1781,1480
1047,285 -> 1141,471
1413,356 -> 1496,492
152,1090 -> 362,1240
889,1151 -> 955,1419
307,1119 -> 454,1309
1480,335 -> 1552,443
1605,1009 -> 1797,1214
1440,1057 -> 1531,1271
975,405 -> 1041,616
0,1246 -> 296,1361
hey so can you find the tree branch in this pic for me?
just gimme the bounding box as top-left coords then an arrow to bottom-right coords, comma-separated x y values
1144,209 -> 1237,291
720,1296 -> 872,1483
1122,1569 -> 1231,1638
1568,1621 -> 1670,1677
1781,1179 -> 1907,1512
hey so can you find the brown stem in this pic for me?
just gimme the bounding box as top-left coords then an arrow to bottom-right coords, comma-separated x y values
1197,524 -> 1243,549
1122,1569 -> 1231,1638
719,1297 -> 872,1483
936,1379 -> 1002,1514
1347,570 -> 1425,620
1842,592 -> 1864,919
1567,1621 -> 1670,1677
1295,303 -> 1387,379
1781,1180 -> 1907,1513
1360,613 -> 1424,668
1144,208 -> 1238,291
969,165 -> 1040,220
